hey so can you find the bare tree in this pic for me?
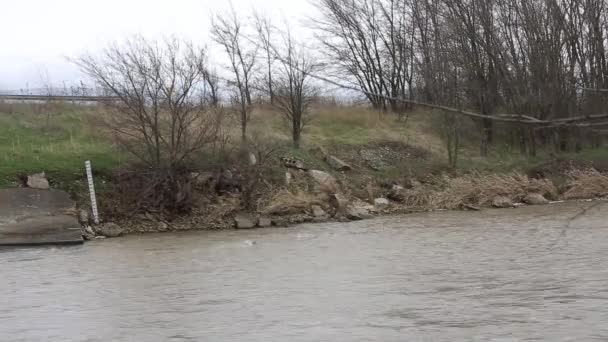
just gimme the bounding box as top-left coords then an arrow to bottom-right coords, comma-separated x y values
312,0 -> 608,161
75,36 -> 221,170
314,0 -> 416,112
254,12 -> 276,105
211,7 -> 257,142
201,67 -> 221,107
272,31 -> 319,148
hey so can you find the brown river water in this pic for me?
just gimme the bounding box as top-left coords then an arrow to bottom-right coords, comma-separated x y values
1,201 -> 608,341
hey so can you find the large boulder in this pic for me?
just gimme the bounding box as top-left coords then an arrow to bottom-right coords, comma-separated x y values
374,198 -> 390,207
215,169 -> 242,195
344,205 -> 373,221
359,149 -> 389,171
234,213 -> 256,229
308,170 -> 339,193
330,193 -> 350,211
387,185 -> 406,202
82,226 -> 96,241
27,172 -> 50,190
311,205 -> 327,218
492,196 -> 514,208
326,155 -> 352,172
257,216 -> 272,228
95,222 -> 124,238
523,193 -> 549,205
281,157 -> 307,170
248,152 -> 258,166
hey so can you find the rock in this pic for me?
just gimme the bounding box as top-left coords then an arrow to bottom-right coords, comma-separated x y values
281,157 -> 307,170
374,198 -> 390,207
523,193 -> 549,205
409,179 -> 423,189
311,205 -> 327,218
216,169 -> 241,194
492,196 -> 514,208
308,170 -> 339,192
271,217 -> 289,227
95,222 -> 124,238
248,152 -> 258,166
344,205 -> 373,220
27,172 -> 50,190
234,213 -> 256,229
326,155 -> 352,171
157,222 -> 169,231
257,216 -> 272,228
191,172 -> 214,188
285,171 -> 292,186
366,181 -> 375,203
78,209 -> 90,226
330,193 -> 350,211
359,149 -> 389,171
82,226 -> 96,240
387,186 -> 406,202
462,203 -> 481,211
354,200 -> 377,213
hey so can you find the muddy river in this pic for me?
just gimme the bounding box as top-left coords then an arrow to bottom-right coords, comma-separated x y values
1,201 -> 608,341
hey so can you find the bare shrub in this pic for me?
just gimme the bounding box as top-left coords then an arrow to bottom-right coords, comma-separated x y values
211,7 -> 257,142
76,36 -> 220,169
394,187 -> 437,209
76,36 -> 222,216
235,135 -> 284,210
100,167 -> 196,220
272,30 -> 320,148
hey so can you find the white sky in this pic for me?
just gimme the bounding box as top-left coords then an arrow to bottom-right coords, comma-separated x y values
0,0 -> 317,90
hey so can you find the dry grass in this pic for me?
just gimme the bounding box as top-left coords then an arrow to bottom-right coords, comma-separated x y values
395,187 -> 438,208
262,189 -> 327,215
249,103 -> 443,152
563,169 -> 608,199
433,173 -> 558,209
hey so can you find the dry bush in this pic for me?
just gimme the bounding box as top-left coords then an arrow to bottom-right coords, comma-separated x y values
99,166 -> 198,220
435,173 -> 558,209
563,169 -> 608,200
396,187 -> 438,209
262,189 -> 326,215
76,36 -> 219,169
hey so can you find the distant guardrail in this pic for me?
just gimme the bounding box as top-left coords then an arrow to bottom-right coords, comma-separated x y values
0,94 -> 118,102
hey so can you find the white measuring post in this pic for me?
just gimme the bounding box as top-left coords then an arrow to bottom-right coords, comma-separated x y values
85,160 -> 100,225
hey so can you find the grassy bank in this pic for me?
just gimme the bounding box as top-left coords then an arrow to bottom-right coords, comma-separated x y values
3,101 -> 608,187
0,103 -> 122,188
2,101 -> 608,229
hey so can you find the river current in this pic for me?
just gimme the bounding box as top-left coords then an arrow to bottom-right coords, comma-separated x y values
2,201 -> 607,341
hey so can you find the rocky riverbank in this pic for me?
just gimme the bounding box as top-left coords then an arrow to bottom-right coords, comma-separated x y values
13,141 -> 608,240
84,161 -> 608,239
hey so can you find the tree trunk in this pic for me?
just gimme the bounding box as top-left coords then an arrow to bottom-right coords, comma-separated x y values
241,111 -> 248,143
480,118 -> 493,157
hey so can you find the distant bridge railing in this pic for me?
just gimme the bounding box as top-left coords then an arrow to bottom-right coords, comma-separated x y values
0,94 -> 119,102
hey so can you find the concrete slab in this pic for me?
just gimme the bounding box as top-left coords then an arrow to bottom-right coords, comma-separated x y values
0,188 -> 83,246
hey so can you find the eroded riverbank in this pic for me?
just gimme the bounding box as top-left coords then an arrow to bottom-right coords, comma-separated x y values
2,200 -> 608,341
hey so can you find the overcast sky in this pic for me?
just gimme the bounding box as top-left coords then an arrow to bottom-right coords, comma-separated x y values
0,0 -> 316,90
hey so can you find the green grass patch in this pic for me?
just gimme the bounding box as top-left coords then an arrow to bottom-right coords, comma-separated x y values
0,110 -> 122,188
